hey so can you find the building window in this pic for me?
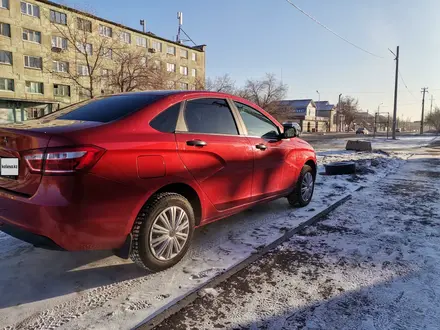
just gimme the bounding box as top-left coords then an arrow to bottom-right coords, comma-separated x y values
180,82 -> 188,90
51,36 -> 68,50
99,25 -> 112,37
77,17 -> 92,32
153,60 -> 161,70
22,28 -> 41,43
0,22 -> 10,37
52,60 -> 69,73
99,47 -> 112,59
50,10 -> 67,25
191,68 -> 197,77
180,66 -> 188,76
0,0 -> 9,9
21,2 -> 40,17
101,68 -> 113,76
167,45 -> 176,55
192,52 -> 197,61
25,81 -> 43,94
24,55 -> 42,69
0,50 -> 12,64
54,84 -> 70,97
77,64 -> 90,76
166,63 -> 176,72
76,42 -> 93,55
180,49 -> 188,59
120,31 -> 131,44
152,40 -> 162,52
136,36 -> 147,47
0,78 -> 13,91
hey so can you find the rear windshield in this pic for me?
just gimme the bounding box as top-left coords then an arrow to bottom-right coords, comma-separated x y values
42,94 -> 164,123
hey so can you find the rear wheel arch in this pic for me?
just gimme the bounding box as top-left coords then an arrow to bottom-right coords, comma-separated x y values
305,159 -> 317,179
153,183 -> 202,226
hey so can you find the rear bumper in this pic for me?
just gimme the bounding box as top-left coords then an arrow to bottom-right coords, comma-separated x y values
0,173 -> 144,251
0,222 -> 64,250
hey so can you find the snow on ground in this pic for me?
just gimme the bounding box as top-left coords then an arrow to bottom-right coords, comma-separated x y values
0,137 -> 434,330
157,149 -> 440,330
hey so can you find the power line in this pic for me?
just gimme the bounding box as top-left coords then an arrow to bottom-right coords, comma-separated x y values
398,70 -> 419,101
283,0 -> 384,59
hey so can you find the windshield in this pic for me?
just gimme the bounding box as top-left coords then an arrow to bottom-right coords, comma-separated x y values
40,94 -> 164,123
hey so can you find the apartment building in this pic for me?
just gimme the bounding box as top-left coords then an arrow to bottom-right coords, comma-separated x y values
0,0 -> 206,122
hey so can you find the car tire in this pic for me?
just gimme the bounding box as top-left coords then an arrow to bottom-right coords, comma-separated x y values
287,165 -> 315,207
130,192 -> 195,272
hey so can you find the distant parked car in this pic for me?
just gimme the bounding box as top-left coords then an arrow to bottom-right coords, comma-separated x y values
395,128 -> 401,133
356,127 -> 369,135
282,122 -> 302,137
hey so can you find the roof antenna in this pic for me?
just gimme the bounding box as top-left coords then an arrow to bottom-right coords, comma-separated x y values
176,12 -> 183,43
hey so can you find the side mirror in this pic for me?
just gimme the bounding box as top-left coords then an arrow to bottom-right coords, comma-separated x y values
282,127 -> 297,139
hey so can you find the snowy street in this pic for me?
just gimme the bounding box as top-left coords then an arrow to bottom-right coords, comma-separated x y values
156,144 -> 440,330
0,137 -> 437,330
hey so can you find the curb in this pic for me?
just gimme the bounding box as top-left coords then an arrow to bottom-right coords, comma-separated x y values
135,194 -> 353,330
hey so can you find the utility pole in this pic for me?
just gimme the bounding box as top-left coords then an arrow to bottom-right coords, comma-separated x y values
421,87 -> 428,134
338,93 -> 342,132
389,46 -> 399,140
430,95 -> 434,115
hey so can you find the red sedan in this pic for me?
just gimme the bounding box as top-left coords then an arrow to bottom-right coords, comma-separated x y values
0,91 -> 316,271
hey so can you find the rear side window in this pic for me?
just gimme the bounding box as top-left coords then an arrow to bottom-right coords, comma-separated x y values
184,98 -> 238,135
234,102 -> 279,138
150,103 -> 181,133
57,95 -> 163,123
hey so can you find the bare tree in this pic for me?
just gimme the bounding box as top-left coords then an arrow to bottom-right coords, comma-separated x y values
47,13 -> 119,98
426,107 -> 440,134
338,96 -> 360,129
240,73 -> 288,109
205,74 -> 236,94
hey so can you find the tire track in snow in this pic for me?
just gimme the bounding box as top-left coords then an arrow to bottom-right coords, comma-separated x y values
2,275 -> 151,330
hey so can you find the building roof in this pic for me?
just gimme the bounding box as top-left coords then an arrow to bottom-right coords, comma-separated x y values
315,101 -> 336,111
278,99 -> 315,110
36,0 -> 206,52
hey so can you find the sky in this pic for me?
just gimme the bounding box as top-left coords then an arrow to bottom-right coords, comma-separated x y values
55,0 -> 440,120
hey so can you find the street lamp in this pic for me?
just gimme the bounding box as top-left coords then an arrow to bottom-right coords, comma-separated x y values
338,93 -> 343,132
316,90 -> 320,102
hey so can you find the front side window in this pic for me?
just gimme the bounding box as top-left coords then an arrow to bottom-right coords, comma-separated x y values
0,50 -> 12,64
150,103 -> 181,133
50,10 -> 67,25
22,28 -> 41,43
0,22 -> 10,37
54,84 -> 70,96
235,102 -> 279,138
120,31 -> 131,44
21,2 -> 39,17
24,55 -> 42,69
184,98 -> 238,135
0,77 -> 13,91
25,81 -> 43,94
77,17 -> 92,32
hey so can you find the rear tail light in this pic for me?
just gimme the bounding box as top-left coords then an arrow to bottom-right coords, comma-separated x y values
22,146 -> 105,175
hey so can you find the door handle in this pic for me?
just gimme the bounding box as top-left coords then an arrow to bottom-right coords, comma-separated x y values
186,140 -> 207,147
255,143 -> 267,150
